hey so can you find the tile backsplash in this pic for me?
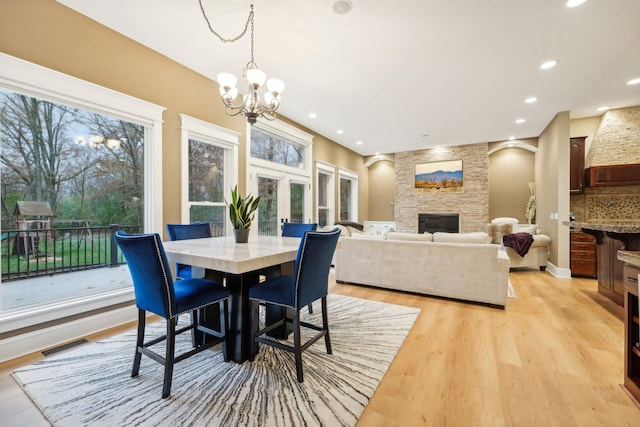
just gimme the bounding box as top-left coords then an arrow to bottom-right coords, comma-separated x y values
572,186 -> 640,223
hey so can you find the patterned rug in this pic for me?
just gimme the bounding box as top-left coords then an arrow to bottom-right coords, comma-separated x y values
12,294 -> 420,426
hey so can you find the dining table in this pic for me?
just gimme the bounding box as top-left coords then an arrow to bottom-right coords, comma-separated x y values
162,235 -> 301,363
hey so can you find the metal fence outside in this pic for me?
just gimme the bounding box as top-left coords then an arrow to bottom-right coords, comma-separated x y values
1,224 -> 142,281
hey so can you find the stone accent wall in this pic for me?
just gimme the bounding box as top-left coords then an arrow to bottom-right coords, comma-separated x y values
394,143 -> 489,233
586,106 -> 640,167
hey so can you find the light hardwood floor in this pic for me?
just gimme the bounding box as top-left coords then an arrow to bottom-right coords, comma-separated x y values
1,270 -> 640,426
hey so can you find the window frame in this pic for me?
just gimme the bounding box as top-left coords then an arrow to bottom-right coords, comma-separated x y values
246,119 -> 313,231
179,114 -> 239,233
0,52 -> 165,333
338,167 -> 359,222
316,161 -> 336,227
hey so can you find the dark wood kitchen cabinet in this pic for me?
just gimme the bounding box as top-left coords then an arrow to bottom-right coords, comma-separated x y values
571,231 -> 597,277
598,234 -> 625,306
570,137 -> 586,194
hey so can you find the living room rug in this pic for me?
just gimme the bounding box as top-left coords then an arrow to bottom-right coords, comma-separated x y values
12,294 -> 420,427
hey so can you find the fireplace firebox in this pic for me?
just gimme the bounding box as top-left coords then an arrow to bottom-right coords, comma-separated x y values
418,213 -> 459,233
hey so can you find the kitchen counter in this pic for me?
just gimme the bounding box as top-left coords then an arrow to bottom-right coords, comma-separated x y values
563,221 -> 640,234
563,221 -> 640,251
618,250 -> 640,268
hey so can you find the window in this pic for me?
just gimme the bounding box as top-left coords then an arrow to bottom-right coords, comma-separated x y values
0,52 -> 164,332
250,126 -> 305,169
180,115 -> 239,236
316,161 -> 335,227
247,120 -> 313,235
339,168 -> 359,222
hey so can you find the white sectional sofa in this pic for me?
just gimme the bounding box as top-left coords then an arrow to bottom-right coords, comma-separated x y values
334,231 -> 510,307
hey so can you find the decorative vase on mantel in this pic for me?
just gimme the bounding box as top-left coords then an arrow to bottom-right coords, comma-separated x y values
233,228 -> 250,244
226,184 -> 261,244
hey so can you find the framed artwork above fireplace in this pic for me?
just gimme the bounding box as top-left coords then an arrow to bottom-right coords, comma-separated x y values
414,159 -> 463,192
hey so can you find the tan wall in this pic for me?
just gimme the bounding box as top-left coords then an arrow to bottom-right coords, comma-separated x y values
367,159 -> 395,221
0,0 -> 366,231
536,112 -> 571,270
488,140 -> 537,223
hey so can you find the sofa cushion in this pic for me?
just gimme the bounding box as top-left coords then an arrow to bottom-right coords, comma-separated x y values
433,232 -> 491,244
491,217 -> 519,225
485,223 -> 513,244
386,231 -> 433,242
350,232 -> 387,240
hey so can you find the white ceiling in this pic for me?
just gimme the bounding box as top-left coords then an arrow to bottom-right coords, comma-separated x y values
56,0 -> 640,156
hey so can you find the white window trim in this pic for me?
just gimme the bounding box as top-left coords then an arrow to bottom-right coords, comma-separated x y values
179,114 -> 239,230
246,119 -> 314,227
339,167 -> 359,222
316,160 -> 336,226
0,52 -> 165,333
247,119 -> 314,179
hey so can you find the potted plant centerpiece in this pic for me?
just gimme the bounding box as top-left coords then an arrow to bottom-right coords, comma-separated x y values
227,184 -> 261,243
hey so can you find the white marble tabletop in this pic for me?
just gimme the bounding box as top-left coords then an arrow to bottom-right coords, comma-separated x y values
162,235 -> 301,275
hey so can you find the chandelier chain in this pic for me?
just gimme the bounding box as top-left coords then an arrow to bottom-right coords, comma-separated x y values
198,0 -> 254,44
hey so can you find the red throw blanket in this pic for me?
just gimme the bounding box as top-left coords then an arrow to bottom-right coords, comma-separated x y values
502,232 -> 534,257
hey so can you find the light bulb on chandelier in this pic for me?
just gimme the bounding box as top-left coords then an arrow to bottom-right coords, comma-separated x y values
200,1 -> 284,125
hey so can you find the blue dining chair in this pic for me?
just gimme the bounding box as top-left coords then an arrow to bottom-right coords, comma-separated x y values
281,222 -> 318,313
166,222 -> 212,280
114,230 -> 229,399
249,228 -> 340,383
281,222 -> 317,237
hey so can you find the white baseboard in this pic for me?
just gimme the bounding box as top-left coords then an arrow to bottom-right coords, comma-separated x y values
0,306 -> 137,363
546,262 -> 571,279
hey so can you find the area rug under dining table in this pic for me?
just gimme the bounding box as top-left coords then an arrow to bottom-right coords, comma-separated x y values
12,294 -> 420,426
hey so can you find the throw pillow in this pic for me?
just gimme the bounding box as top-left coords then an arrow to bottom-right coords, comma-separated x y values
386,231 -> 433,242
491,217 -> 519,225
514,224 -> 537,234
432,232 -> 492,244
485,223 -> 513,244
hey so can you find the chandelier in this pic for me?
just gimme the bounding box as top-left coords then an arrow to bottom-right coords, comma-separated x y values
199,1 -> 284,125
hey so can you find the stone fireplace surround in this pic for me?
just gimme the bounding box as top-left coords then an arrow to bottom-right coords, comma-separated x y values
394,143 -> 489,233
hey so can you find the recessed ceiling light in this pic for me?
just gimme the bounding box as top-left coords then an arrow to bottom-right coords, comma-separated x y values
509,136 -> 516,141
375,152 -> 380,155
540,60 -> 558,70
596,106 -> 610,112
337,130 -> 344,134
356,141 -> 363,145
515,118 -> 526,124
627,77 -> 640,85
332,0 -> 353,15
525,97 -> 538,104
308,113 -> 317,118
566,0 -> 587,8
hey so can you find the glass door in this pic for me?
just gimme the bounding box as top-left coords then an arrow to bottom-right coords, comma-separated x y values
253,171 -> 310,236
257,175 -> 281,236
